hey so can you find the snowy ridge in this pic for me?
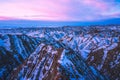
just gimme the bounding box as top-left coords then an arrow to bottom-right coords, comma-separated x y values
0,34 -> 40,79
10,36 -> 107,80
10,43 -> 63,80
23,26 -> 120,80
0,26 -> 120,80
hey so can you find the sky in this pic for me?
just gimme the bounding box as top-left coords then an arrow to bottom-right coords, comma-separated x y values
0,0 -> 120,21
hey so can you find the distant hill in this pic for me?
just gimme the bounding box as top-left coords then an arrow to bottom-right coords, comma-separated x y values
0,18 -> 120,28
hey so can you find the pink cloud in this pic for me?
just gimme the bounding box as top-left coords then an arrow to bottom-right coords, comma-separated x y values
0,0 -> 70,21
0,16 -> 18,20
82,0 -> 109,11
0,0 -> 119,21
101,11 -> 120,18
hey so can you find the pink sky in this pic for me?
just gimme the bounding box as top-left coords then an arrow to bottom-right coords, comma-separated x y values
0,0 -> 120,21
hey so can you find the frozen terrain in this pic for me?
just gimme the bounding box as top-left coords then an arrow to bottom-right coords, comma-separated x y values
0,25 -> 120,80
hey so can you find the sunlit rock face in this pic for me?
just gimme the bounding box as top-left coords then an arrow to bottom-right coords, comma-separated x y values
0,34 -> 40,80
0,26 -> 120,80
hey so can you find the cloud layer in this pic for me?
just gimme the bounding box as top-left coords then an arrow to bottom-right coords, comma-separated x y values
0,0 -> 120,21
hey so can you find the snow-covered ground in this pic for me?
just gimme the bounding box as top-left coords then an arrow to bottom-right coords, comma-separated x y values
0,25 -> 120,80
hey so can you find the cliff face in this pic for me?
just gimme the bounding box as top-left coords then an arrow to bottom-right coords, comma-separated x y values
0,34 -> 40,79
87,42 -> 120,79
10,43 -> 63,80
0,26 -> 120,80
9,37 -> 107,80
